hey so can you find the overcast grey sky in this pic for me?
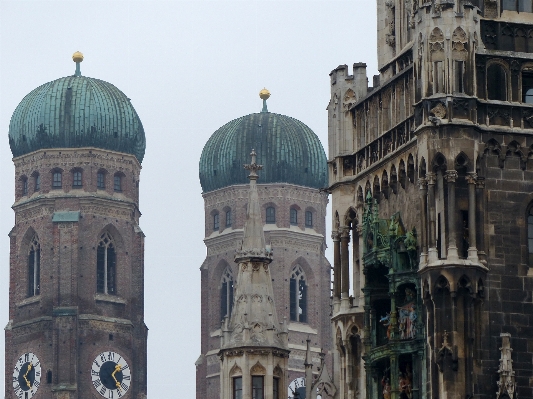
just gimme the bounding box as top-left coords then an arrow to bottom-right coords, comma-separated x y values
0,0 -> 377,396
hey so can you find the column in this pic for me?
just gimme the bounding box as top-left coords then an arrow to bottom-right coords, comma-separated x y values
426,173 -> 438,262
445,170 -> 459,260
476,177 -> 486,264
466,173 -> 479,262
356,224 -> 365,305
332,231 -> 341,301
418,177 -> 428,266
341,226 -> 351,307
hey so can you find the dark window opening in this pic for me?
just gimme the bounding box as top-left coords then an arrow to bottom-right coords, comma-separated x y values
273,377 -> 279,399
225,210 -> 232,227
523,72 -> 533,103
109,334 -> 114,341
34,174 -> 40,191
52,172 -> 62,189
97,232 -> 116,295
220,268 -> 234,320
455,61 -> 464,93
28,236 -> 40,297
72,171 -> 82,188
114,175 -> 122,192
266,207 -> 276,224
252,376 -> 264,399
487,64 -> 507,101
46,370 -> 52,384
233,377 -> 242,399
305,211 -> 313,227
97,172 -> 105,189
434,61 -> 444,94
22,178 -> 28,196
214,213 -> 220,231
461,210 -> 469,259
437,213 -> 442,259
290,266 -> 307,323
290,208 -> 298,225
528,207 -> 533,265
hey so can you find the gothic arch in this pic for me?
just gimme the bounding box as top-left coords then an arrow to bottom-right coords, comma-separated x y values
407,154 -> 415,183
289,257 -> 315,283
19,226 -> 38,255
419,156 -> 427,178
486,60 -> 509,101
382,170 -> 389,199
432,152 -> 447,172
344,207 -> 358,229
357,185 -> 364,205
97,224 -> 124,250
373,175 -> 381,201
250,362 -> 266,375
455,151 -> 470,172
390,164 -> 398,194
452,27 -> 468,60
399,159 -> 407,189
365,180 -> 372,198
230,363 -> 242,377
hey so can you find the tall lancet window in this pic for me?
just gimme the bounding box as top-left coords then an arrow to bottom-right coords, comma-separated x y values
28,235 -> 41,297
220,267 -> 234,320
97,232 -> 116,295
528,206 -> 533,265
290,265 -> 307,323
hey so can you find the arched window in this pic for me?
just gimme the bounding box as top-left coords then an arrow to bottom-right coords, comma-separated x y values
220,267 -> 234,320
97,170 -> 106,189
28,235 -> 40,297
290,208 -> 298,225
487,64 -> 508,101
213,213 -> 220,231
22,177 -> 28,196
225,210 -> 232,227
233,377 -> 242,399
305,211 -> 313,227
266,207 -> 276,224
52,170 -> 62,189
114,174 -> 122,192
97,232 -> 116,295
528,207 -> 533,265
72,170 -> 82,188
290,265 -> 307,323
34,173 -> 40,191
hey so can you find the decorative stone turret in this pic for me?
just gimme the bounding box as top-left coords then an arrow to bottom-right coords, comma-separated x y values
218,150 -> 289,399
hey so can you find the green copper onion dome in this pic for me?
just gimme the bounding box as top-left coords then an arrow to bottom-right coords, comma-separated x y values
9,53 -> 146,162
199,89 -> 327,192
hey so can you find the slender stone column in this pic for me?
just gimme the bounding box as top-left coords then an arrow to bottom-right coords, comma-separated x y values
332,231 -> 341,300
445,170 -> 459,260
467,173 -> 479,261
418,178 -> 428,266
426,173 -> 438,262
476,177 -> 486,264
341,227 -> 351,307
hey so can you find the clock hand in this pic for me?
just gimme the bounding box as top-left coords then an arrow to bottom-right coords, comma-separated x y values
111,364 -> 122,390
23,363 -> 33,388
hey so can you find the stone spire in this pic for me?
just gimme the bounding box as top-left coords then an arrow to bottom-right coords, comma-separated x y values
219,149 -> 289,399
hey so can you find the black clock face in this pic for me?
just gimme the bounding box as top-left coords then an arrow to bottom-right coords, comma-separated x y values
91,351 -> 131,398
12,353 -> 41,399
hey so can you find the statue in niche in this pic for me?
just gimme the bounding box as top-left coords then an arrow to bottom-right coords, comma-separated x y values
380,312 -> 392,340
381,375 -> 391,399
404,228 -> 417,269
399,363 -> 413,399
398,289 -> 417,339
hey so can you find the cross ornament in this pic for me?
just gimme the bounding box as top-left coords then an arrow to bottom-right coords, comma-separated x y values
244,149 -> 263,180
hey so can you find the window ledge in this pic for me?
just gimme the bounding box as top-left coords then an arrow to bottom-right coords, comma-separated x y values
94,293 -> 127,305
16,295 -> 41,308
288,322 -> 317,335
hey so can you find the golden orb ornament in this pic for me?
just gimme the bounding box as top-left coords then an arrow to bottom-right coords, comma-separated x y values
72,51 -> 84,63
259,88 -> 271,100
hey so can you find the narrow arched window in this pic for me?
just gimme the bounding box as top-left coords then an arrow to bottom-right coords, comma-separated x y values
290,265 -> 307,323
252,376 -> 264,399
114,174 -> 122,192
290,208 -> 298,225
52,170 -> 62,189
28,235 -> 40,297
487,64 -> 508,101
220,267 -> 234,320
72,170 -> 82,188
214,213 -> 220,231
225,210 -> 232,227
266,207 -> 276,224
97,232 -> 116,295
233,377 -> 242,399
22,177 -> 28,196
305,211 -> 313,227
97,171 -> 106,189
523,71 -> 533,103
34,174 -> 40,191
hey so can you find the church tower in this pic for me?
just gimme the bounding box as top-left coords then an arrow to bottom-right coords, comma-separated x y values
197,91 -> 331,399
5,53 -> 148,399
218,150 -> 290,399
328,1 -> 533,398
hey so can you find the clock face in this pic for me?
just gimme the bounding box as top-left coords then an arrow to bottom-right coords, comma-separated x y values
91,351 -> 131,398
12,352 -> 41,399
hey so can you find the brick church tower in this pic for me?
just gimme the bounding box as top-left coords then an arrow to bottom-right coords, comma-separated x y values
327,1 -> 533,399
5,53 -> 148,399
197,91 -> 331,398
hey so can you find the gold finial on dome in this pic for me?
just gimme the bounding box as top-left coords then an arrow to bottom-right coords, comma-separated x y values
259,88 -> 271,100
259,88 -> 270,113
72,51 -> 84,63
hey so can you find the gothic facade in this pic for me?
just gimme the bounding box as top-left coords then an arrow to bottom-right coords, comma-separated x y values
328,1 -> 533,399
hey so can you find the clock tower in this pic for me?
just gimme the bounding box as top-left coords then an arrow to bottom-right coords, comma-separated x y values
5,53 -> 148,399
